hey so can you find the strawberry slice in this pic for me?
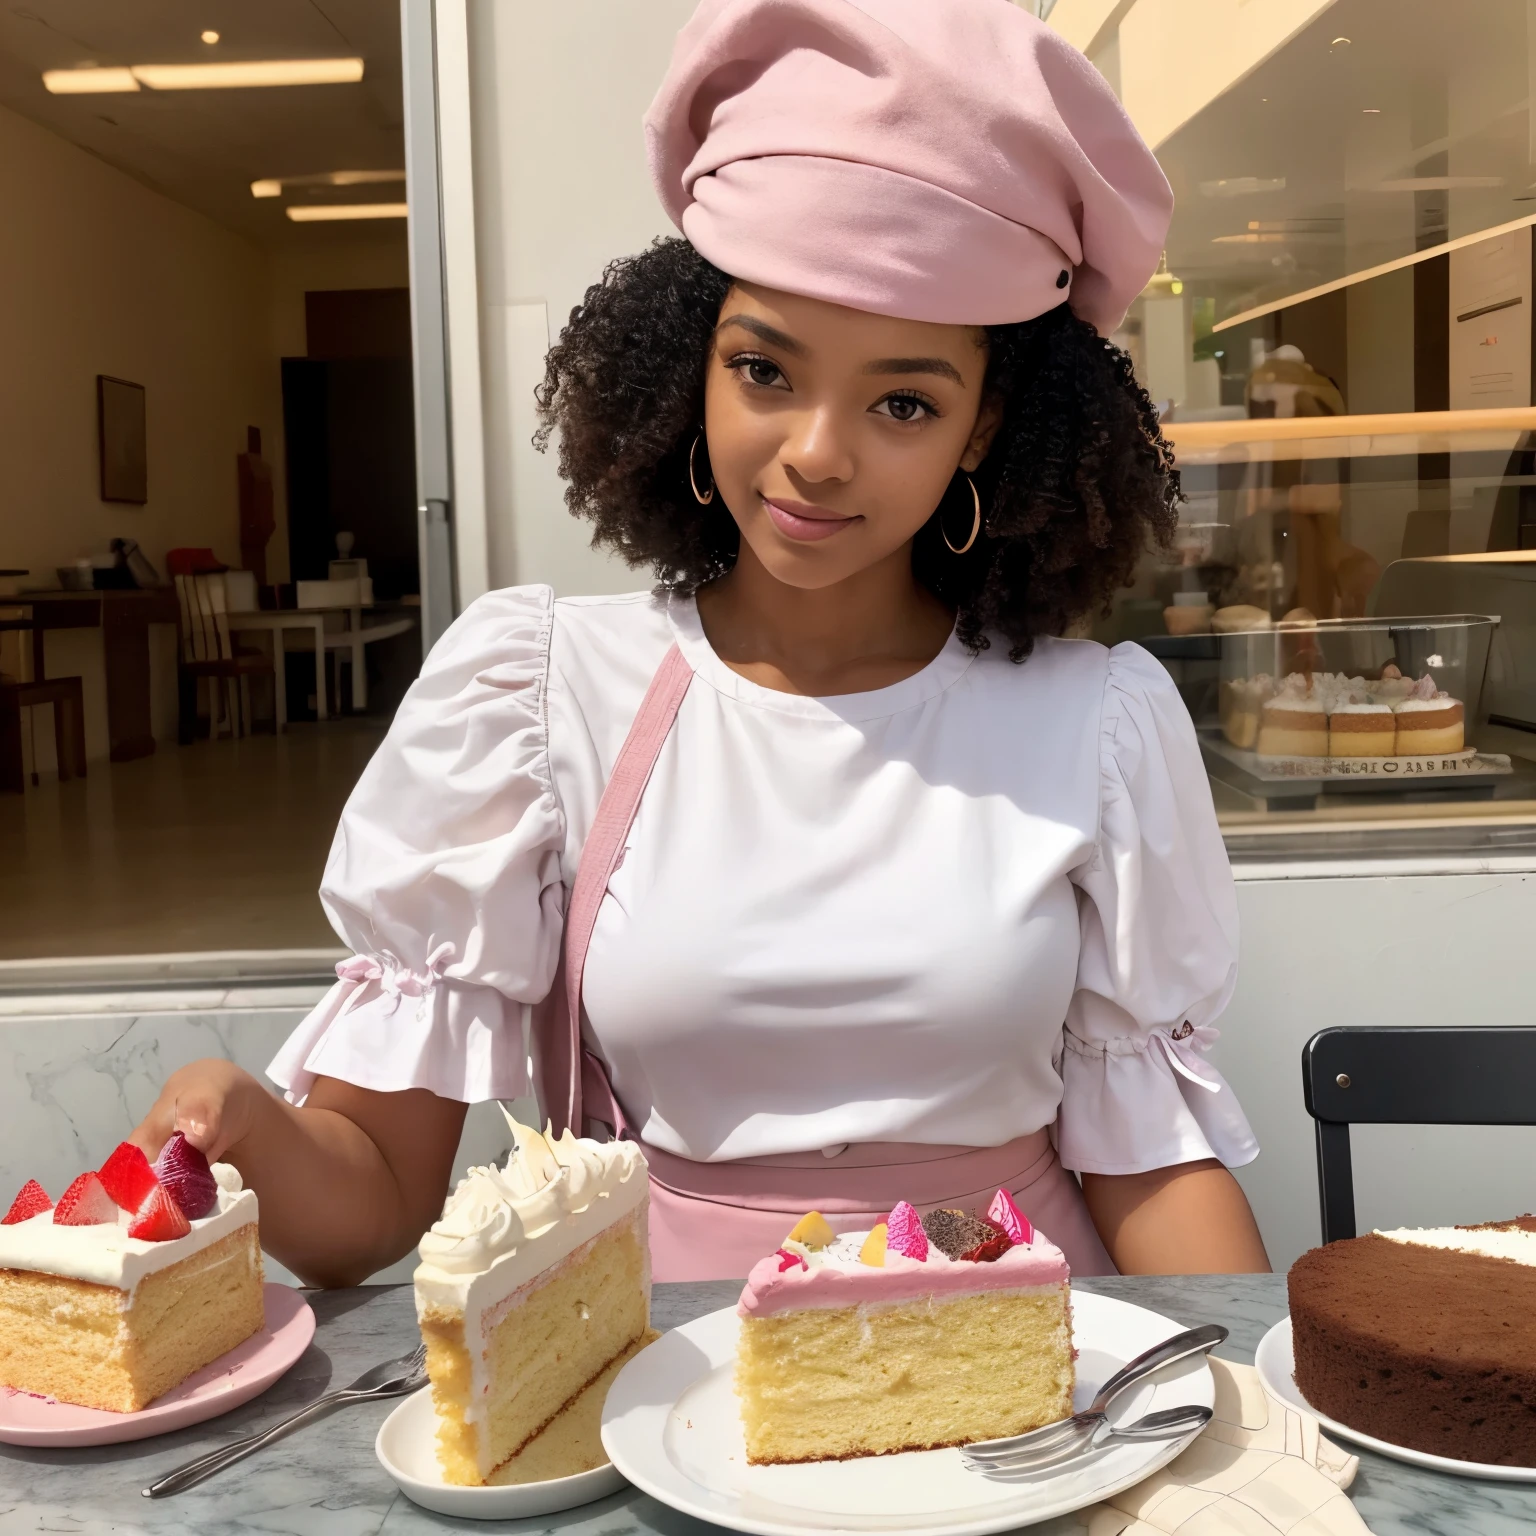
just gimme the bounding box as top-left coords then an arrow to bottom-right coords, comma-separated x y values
52,1171 -> 119,1226
98,1142 -> 161,1213
127,1184 -> 191,1242
2,1180 -> 53,1224
152,1131 -> 218,1220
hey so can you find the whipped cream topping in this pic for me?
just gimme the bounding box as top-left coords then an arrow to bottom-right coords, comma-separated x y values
1377,1221 -> 1536,1266
413,1113 -> 649,1464
739,1225 -> 1070,1319
0,1164 -> 257,1296
415,1114 -> 646,1304
1250,670 -> 1456,715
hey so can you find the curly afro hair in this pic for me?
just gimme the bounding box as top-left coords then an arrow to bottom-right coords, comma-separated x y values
535,237 -> 1178,660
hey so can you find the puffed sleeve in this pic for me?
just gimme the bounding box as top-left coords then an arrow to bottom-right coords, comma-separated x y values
1056,643 -> 1259,1176
267,585 -> 567,1105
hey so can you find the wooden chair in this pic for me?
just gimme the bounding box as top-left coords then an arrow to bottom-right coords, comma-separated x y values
1302,1026 -> 1536,1243
174,572 -> 274,742
0,675 -> 87,792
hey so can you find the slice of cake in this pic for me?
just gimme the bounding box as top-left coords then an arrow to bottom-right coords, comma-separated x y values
0,1135 -> 263,1412
1219,675 -> 1273,749
1328,699 -> 1395,757
414,1117 -> 651,1486
1394,695 -> 1464,755
735,1193 -> 1074,1465
1289,1217 -> 1536,1466
1257,691 -> 1328,758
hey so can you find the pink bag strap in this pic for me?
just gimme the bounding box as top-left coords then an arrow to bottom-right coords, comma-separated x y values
556,642 -> 693,1136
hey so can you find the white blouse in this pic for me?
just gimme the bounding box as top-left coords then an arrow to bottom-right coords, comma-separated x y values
269,586 -> 1258,1176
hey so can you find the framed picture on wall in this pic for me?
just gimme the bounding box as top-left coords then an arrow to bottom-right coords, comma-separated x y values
97,375 -> 147,503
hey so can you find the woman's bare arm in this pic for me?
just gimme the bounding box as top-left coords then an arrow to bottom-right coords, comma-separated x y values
131,1061 -> 467,1288
1080,1159 -> 1270,1274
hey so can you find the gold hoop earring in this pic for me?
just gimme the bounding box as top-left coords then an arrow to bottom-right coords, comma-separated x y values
942,472 -> 981,555
688,432 -> 714,505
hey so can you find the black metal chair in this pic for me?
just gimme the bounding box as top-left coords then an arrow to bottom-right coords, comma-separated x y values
1302,1026 -> 1536,1244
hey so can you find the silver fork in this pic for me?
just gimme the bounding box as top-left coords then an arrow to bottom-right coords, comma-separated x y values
962,1322 -> 1227,1466
143,1343 -> 429,1498
966,1403 -> 1214,1476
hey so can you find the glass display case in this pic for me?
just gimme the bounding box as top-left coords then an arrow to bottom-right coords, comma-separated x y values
1074,0 -> 1536,854
1143,615 -> 1524,810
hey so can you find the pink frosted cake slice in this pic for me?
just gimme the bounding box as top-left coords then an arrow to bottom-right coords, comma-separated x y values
734,1194 -> 1073,1464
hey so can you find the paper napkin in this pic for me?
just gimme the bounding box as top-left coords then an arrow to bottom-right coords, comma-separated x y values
1069,1356 -> 1368,1535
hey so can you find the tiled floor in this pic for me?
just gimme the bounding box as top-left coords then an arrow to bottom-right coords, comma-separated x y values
0,721 -> 386,958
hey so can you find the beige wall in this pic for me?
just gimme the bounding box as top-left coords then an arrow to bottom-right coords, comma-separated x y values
0,105 -> 410,767
268,223 -> 410,359
0,101 -> 284,759
0,102 -> 284,600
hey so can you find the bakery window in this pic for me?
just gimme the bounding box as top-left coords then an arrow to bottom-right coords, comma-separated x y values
1079,0 -> 1536,856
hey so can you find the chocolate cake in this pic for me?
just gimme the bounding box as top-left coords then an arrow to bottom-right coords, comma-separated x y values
1288,1217 -> 1536,1466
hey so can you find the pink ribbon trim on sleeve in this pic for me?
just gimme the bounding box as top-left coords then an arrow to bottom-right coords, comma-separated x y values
332,938 -> 458,1019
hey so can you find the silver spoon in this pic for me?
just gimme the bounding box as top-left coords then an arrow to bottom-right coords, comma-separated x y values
963,1403 -> 1213,1475
963,1322 -> 1227,1464
143,1343 -> 428,1498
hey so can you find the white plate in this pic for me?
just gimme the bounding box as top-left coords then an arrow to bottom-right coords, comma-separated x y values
375,1387 -> 627,1520
600,1290 -> 1214,1536
1256,1317 -> 1536,1483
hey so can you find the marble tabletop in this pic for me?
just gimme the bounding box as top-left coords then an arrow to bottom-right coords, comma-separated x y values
3,1274 -> 1533,1535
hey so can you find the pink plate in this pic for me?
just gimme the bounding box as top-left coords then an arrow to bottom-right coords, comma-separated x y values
0,1283 -> 314,1447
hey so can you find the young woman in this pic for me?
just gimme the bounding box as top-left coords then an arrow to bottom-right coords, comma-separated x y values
133,0 -> 1268,1285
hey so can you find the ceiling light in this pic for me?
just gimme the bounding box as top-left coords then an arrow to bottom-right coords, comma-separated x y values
1363,107 -> 1381,114
43,58 -> 363,93
251,169 -> 405,198
132,58 -> 363,89
200,30 -> 219,45
1200,176 -> 1287,198
43,67 -> 139,93
1142,252 -> 1184,298
285,203 -> 408,222
1331,36 -> 1351,46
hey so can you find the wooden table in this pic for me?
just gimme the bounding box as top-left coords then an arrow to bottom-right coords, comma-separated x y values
18,588 -> 180,761
4,1275 -> 1533,1533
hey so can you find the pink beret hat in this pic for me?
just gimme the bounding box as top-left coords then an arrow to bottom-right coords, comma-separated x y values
645,0 -> 1173,335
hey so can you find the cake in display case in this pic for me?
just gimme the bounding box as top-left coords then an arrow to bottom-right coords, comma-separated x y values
1184,615 -> 1508,797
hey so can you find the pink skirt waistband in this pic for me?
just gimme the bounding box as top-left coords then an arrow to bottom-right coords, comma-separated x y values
643,1130 -> 1054,1212
641,1129 -> 1116,1282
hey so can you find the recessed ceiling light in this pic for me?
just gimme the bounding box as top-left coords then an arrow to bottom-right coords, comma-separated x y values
43,58 -> 363,93
1331,36 -> 1351,46
43,67 -> 139,93
134,58 -> 363,89
1363,107 -> 1382,114
251,169 -> 405,198
200,30 -> 219,45
285,203 -> 408,222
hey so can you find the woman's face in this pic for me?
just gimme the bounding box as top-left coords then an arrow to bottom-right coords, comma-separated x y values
702,283 -> 1001,591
